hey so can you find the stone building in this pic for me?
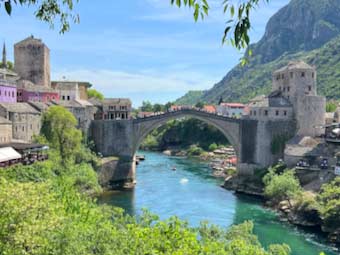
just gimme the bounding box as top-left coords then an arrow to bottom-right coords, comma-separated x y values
0,103 -> 41,142
217,103 -> 246,118
14,36 -> 51,87
51,81 -> 91,101
249,61 -> 325,137
248,91 -> 293,120
0,79 -> 17,103
0,116 -> 12,144
272,61 -> 325,137
17,80 -> 59,103
95,98 -> 132,120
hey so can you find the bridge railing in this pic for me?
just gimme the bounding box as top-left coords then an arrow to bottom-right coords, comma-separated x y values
133,108 -> 241,123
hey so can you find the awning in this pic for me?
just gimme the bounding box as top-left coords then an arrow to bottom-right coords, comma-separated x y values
0,147 -> 22,163
332,128 -> 340,135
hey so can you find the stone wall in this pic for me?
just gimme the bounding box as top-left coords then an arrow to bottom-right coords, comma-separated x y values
254,119 -> 296,167
296,95 -> 325,137
0,121 -> 12,143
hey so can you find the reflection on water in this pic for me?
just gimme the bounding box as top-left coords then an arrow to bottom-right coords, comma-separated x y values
98,151 -> 337,255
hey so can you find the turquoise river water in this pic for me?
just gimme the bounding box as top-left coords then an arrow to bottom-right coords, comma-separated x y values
98,151 -> 338,255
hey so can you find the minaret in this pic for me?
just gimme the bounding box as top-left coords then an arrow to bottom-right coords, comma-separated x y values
1,42 -> 7,69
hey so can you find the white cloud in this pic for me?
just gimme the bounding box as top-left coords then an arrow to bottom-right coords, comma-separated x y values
52,68 -> 216,93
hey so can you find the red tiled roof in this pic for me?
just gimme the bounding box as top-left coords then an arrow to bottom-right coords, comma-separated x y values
220,103 -> 245,108
203,105 -> 216,113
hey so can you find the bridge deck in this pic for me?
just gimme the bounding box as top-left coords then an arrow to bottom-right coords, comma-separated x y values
133,109 -> 242,124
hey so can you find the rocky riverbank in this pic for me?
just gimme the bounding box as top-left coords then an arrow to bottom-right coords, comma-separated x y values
162,146 -> 238,179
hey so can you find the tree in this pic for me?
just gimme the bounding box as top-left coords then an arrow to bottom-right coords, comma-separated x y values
165,101 -> 174,111
153,103 -> 163,112
317,177 -> 340,231
87,88 -> 104,101
41,105 -> 82,166
218,96 -> 224,105
326,101 -> 337,113
141,101 -> 154,112
171,0 -> 269,51
2,0 -> 79,33
195,101 -> 205,108
263,168 -> 302,206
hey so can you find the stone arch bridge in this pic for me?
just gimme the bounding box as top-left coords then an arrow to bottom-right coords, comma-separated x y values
90,109 -> 295,188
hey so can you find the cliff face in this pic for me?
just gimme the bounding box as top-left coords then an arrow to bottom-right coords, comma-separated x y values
179,0 -> 340,105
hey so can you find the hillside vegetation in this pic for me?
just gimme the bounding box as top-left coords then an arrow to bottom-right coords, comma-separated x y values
176,0 -> 340,105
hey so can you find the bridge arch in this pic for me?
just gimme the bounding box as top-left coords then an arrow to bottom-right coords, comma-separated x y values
132,109 -> 242,160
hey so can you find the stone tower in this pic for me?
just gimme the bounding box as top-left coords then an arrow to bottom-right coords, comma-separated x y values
1,42 -> 6,69
14,36 -> 51,87
272,61 -> 325,137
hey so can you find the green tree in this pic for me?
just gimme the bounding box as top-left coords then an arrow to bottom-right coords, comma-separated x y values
318,177 -> 340,232
41,105 -> 82,166
153,103 -> 163,112
195,101 -> 205,108
2,0 -> 79,33
326,101 -> 337,112
141,100 -> 154,112
171,0 -> 269,51
208,143 -> 218,151
165,101 -> 174,111
263,168 -> 302,206
87,88 -> 104,100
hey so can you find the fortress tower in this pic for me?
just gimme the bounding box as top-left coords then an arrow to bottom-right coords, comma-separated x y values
14,36 -> 51,87
272,61 -> 325,137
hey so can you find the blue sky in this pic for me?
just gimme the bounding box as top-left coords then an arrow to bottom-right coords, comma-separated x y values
0,0 -> 289,107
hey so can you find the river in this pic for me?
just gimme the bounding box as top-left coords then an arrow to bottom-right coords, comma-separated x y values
98,151 -> 338,255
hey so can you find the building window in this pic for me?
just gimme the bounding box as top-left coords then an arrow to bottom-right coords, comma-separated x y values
290,72 -> 293,78
308,86 -> 312,91
279,87 -> 282,91
264,110 -> 268,116
254,111 -> 256,116
283,87 -> 286,92
12,91 -> 14,97
301,72 -> 305,77
276,75 -> 280,80
250,110 -> 252,116
30,124 -> 32,130
276,110 -> 279,116
22,126 -> 24,132
62,95 -> 65,100
281,74 -> 284,79
67,96 -> 70,101
312,72 -> 314,78
287,87 -> 290,92
284,111 -> 287,116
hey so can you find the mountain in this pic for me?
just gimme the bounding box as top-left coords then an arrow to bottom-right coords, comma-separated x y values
177,0 -> 340,105
174,90 -> 206,105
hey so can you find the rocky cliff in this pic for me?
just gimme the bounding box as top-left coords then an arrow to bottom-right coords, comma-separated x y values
178,0 -> 340,104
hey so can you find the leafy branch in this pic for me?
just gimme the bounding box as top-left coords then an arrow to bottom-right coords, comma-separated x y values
1,0 -> 79,33
171,0 -> 269,51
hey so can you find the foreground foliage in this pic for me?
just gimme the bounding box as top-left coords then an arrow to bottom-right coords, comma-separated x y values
0,176 -> 291,255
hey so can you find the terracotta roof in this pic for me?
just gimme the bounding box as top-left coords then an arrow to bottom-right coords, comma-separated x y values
0,103 -> 40,114
274,61 -> 314,73
203,105 -> 216,113
220,103 -> 245,108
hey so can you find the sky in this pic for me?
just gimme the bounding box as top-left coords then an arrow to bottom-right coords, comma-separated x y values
0,0 -> 289,107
